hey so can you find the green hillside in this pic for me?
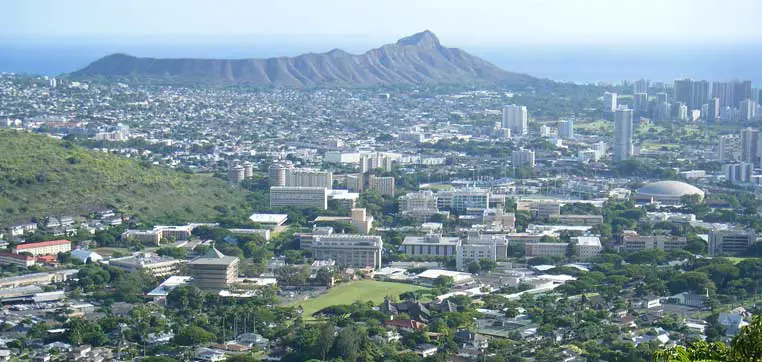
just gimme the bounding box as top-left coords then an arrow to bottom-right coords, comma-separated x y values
0,130 -> 250,226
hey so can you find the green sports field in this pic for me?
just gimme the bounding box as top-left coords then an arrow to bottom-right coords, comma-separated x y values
289,280 -> 429,318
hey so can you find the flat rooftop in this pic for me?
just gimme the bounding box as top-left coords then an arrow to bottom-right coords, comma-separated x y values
248,213 -> 288,225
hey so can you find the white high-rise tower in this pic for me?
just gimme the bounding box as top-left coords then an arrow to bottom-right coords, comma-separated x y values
613,108 -> 634,162
502,105 -> 528,136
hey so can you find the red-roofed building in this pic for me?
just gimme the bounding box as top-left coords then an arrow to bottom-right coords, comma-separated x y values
12,239 -> 72,256
0,252 -> 36,268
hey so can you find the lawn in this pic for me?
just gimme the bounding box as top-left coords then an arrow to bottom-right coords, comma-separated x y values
289,280 -> 428,318
92,247 -> 131,257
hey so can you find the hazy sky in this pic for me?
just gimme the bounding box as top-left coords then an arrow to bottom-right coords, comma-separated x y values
2,0 -> 762,46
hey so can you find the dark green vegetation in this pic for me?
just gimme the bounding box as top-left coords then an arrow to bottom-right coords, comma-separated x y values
654,316 -> 762,361
0,130 -> 250,226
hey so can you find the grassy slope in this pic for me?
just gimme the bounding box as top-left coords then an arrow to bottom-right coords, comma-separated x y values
0,130 -> 250,226
289,280 -> 428,318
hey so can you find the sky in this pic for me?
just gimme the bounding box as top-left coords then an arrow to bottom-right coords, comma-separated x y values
2,0 -> 762,46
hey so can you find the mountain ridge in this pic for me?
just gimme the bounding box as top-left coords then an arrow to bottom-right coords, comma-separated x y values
71,31 -> 538,87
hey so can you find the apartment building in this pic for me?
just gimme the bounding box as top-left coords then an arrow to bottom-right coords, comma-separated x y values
286,168 -> 333,188
368,175 -> 395,196
524,237 -> 601,259
437,189 -> 490,212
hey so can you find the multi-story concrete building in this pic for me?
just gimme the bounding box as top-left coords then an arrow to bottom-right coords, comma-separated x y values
517,200 -> 561,220
0,252 -> 36,268
723,163 -> 754,183
402,234 -> 461,257
558,120 -> 574,139
109,253 -> 184,277
122,225 -> 194,245
613,108 -> 634,162
437,189 -> 490,212
502,105 -> 528,136
285,168 -> 333,188
718,134 -> 741,162
740,99 -> 757,122
525,237 -> 601,259
12,239 -> 71,256
456,242 -> 497,272
707,97 -> 720,122
465,233 -> 509,259
398,190 -> 439,218
270,186 -> 328,210
740,127 -> 759,166
350,208 -> 374,234
368,175 -> 395,196
709,230 -> 756,256
622,235 -> 688,252
603,92 -> 617,113
310,234 -> 383,269
511,148 -> 535,168
188,247 -> 240,291
554,214 -> 603,226
242,162 -> 253,179
228,164 -> 245,183
268,163 -> 289,186
634,93 -> 649,115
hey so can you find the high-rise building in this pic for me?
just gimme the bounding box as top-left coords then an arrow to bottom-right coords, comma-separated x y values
558,120 -> 574,139
285,168 -> 333,188
502,105 -> 528,136
188,247 -> 240,291
690,80 -> 710,110
707,97 -> 720,122
740,127 -> 759,165
511,148 -> 536,167
242,162 -> 253,179
633,93 -> 649,116
368,175 -> 395,196
713,80 -> 754,108
673,79 -> 710,110
603,92 -> 617,113
655,92 -> 668,104
613,108 -> 634,162
712,81 -> 734,108
634,79 -> 649,94
677,103 -> 688,121
228,164 -> 245,183
268,163 -> 288,186
735,81 -> 753,107
718,134 -> 740,162
723,163 -> 754,183
674,79 -> 693,107
350,208 -> 374,234
539,125 -> 553,138
740,99 -> 756,121
270,186 -> 328,210
654,102 -> 671,122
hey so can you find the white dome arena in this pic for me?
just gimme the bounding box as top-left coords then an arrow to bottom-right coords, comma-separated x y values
635,180 -> 704,204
